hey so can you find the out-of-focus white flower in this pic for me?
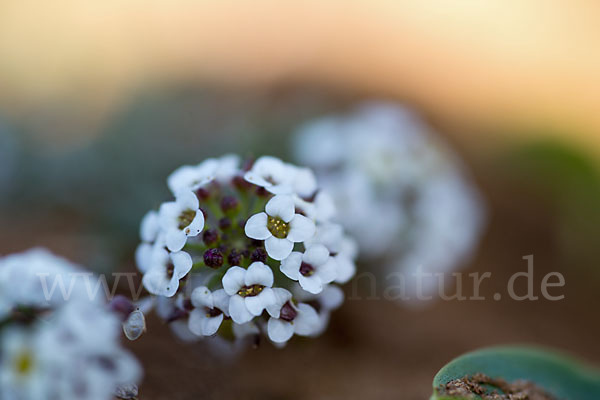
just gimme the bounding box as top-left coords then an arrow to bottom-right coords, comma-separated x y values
142,247 -> 192,297
159,189 -> 205,252
245,195 -> 316,260
0,249 -> 142,400
266,288 -> 320,344
188,286 -> 230,336
294,102 -> 485,301
280,244 -> 337,294
222,262 -> 277,324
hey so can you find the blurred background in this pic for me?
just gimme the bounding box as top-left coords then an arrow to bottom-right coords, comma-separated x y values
1,1 -> 600,399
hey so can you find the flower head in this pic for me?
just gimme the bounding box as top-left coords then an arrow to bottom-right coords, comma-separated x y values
136,155 -> 356,348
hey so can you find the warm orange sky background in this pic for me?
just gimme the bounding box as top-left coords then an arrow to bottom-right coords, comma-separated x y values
1,0 -> 600,155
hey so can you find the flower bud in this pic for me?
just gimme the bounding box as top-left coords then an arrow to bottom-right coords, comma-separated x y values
250,248 -> 267,263
203,228 -> 219,245
220,195 -> 240,214
204,248 -> 224,268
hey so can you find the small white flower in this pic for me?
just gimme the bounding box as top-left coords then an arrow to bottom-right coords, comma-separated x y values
244,156 -> 318,198
142,247 -> 192,297
280,244 -> 337,294
306,224 -> 358,284
266,288 -> 320,344
169,154 -> 240,194
243,156 -> 293,194
222,262 -> 277,324
159,189 -> 205,252
188,286 -> 230,337
0,328 -> 44,399
245,195 -> 316,260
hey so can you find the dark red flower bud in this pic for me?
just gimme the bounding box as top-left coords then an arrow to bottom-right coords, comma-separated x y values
204,248 -> 224,268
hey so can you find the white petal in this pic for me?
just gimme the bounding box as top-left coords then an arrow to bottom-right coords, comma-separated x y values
185,211 -> 204,237
305,223 -> 344,253
303,244 -> 330,266
167,165 -> 214,194
334,255 -> 356,284
279,252 -> 302,281
320,285 -> 344,310
244,262 -> 274,287
316,258 -> 338,284
267,318 -> 294,343
292,167 -> 317,198
299,274 -> 323,294
314,191 -> 336,221
202,314 -> 224,336
166,229 -> 187,252
243,171 -> 272,188
171,251 -> 193,279
245,287 -> 276,316
143,267 -> 178,297
222,266 -> 246,295
229,295 -> 253,324
215,154 -> 240,182
212,289 -> 230,316
287,215 -> 316,242
175,189 -> 200,210
140,211 -> 159,242
266,288 -> 292,318
189,310 -> 223,337
233,322 -> 260,338
293,303 -> 321,336
159,201 -> 180,230
191,286 -> 213,309
244,213 -> 271,240
187,309 -> 206,336
267,184 -> 294,195
135,243 -> 153,274
265,195 -> 295,222
265,237 -> 294,261
167,165 -> 197,194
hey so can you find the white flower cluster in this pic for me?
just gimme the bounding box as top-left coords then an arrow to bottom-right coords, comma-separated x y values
0,249 -> 141,400
136,155 -> 357,345
294,102 -> 485,300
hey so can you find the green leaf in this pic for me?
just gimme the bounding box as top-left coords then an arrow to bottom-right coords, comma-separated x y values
431,346 -> 600,399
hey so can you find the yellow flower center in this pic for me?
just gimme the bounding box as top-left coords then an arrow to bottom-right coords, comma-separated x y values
237,284 -> 265,297
178,209 -> 196,230
14,351 -> 34,376
267,216 -> 290,239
